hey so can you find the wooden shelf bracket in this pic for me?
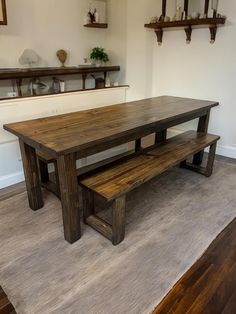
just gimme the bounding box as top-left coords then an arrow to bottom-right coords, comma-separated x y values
209,24 -> 217,43
185,26 -> 192,44
155,29 -> 164,45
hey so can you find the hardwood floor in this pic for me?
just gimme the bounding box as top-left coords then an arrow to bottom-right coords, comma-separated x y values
153,218 -> 236,314
0,287 -> 16,314
1,154 -> 236,314
0,182 -> 25,202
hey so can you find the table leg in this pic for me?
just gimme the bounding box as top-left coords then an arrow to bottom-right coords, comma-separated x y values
193,110 -> 210,166
135,138 -> 142,152
57,153 -> 81,244
155,129 -> 167,144
19,140 -> 44,210
82,74 -> 87,90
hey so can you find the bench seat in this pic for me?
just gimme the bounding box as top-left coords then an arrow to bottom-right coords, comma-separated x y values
79,131 -> 220,245
80,131 -> 220,201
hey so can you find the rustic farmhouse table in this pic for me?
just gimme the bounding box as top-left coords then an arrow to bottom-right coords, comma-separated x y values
4,96 -> 218,244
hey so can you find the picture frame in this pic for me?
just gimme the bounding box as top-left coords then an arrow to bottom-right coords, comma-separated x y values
0,0 -> 7,25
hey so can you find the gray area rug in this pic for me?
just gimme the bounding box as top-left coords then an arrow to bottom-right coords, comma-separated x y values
0,159 -> 236,314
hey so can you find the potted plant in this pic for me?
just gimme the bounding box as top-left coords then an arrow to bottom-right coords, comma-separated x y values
90,47 -> 109,67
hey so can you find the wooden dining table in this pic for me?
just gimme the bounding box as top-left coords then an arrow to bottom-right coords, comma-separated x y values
3,96 -> 219,244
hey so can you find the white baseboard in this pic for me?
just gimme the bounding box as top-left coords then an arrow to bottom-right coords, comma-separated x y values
0,131 -> 235,189
0,145 -> 128,189
0,171 -> 24,189
168,129 -> 236,159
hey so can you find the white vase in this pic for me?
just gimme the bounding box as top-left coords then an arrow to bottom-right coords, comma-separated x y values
94,60 -> 103,67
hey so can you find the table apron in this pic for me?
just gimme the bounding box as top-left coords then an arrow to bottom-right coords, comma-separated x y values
75,109 -> 209,159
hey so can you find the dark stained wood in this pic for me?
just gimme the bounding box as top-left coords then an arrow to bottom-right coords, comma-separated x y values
0,0 -> 7,25
145,17 -> 226,44
4,96 -> 219,244
193,109 -> 210,166
0,66 -> 120,81
86,215 -> 113,240
135,138 -> 142,152
80,131 -> 220,202
4,96 -> 218,158
184,0 -> 189,17
112,196 -> 126,245
204,0 -> 210,16
82,188 -> 94,221
38,159 -> 49,183
145,17 -> 226,29
37,149 -> 135,198
19,140 -> 43,210
57,153 -> 81,244
155,129 -> 167,144
162,0 -> 166,17
153,218 -> 236,314
84,23 -> 108,28
0,286 -> 16,314
0,66 -> 120,99
180,141 -> 217,177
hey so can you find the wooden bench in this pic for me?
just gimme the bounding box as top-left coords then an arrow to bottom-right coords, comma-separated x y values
36,148 -> 137,199
79,131 -> 220,245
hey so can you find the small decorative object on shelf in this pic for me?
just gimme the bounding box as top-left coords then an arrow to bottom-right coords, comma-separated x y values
145,0 -> 226,45
90,47 -> 109,67
212,0 -> 219,18
88,7 -> 96,24
56,49 -> 67,67
94,9 -> 99,23
105,73 -> 111,87
19,49 -> 40,68
191,12 -> 200,20
29,78 -> 49,96
84,4 -> 107,28
52,77 -> 65,93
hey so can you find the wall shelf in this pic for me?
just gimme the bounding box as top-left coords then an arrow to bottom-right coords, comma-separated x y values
145,17 -> 226,44
84,23 -> 108,29
145,0 -> 226,45
0,66 -> 120,97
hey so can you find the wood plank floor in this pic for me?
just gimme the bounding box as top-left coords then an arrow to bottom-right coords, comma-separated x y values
0,287 -> 16,314
153,218 -> 236,314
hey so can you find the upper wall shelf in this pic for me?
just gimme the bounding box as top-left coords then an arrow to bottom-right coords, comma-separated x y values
145,0 -> 226,45
84,23 -> 108,29
145,17 -> 226,44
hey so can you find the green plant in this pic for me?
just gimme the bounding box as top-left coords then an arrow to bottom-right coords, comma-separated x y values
90,47 -> 109,63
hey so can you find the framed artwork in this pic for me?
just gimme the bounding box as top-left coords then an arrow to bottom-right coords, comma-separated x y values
0,0 -> 7,25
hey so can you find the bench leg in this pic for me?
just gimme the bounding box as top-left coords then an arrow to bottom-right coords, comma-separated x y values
205,142 -> 217,177
135,138 -> 142,152
82,188 -> 94,222
53,160 -> 61,197
112,196 -> 126,245
180,141 -> 217,177
38,159 -> 49,183
155,129 -> 167,144
193,110 -> 210,166
83,191 -> 126,245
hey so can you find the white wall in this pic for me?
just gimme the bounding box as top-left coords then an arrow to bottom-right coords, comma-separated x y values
0,87 -> 128,188
0,0 -> 113,96
151,0 -> 236,158
111,0 -> 236,158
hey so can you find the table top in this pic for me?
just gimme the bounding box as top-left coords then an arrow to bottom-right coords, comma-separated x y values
4,96 -> 218,157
